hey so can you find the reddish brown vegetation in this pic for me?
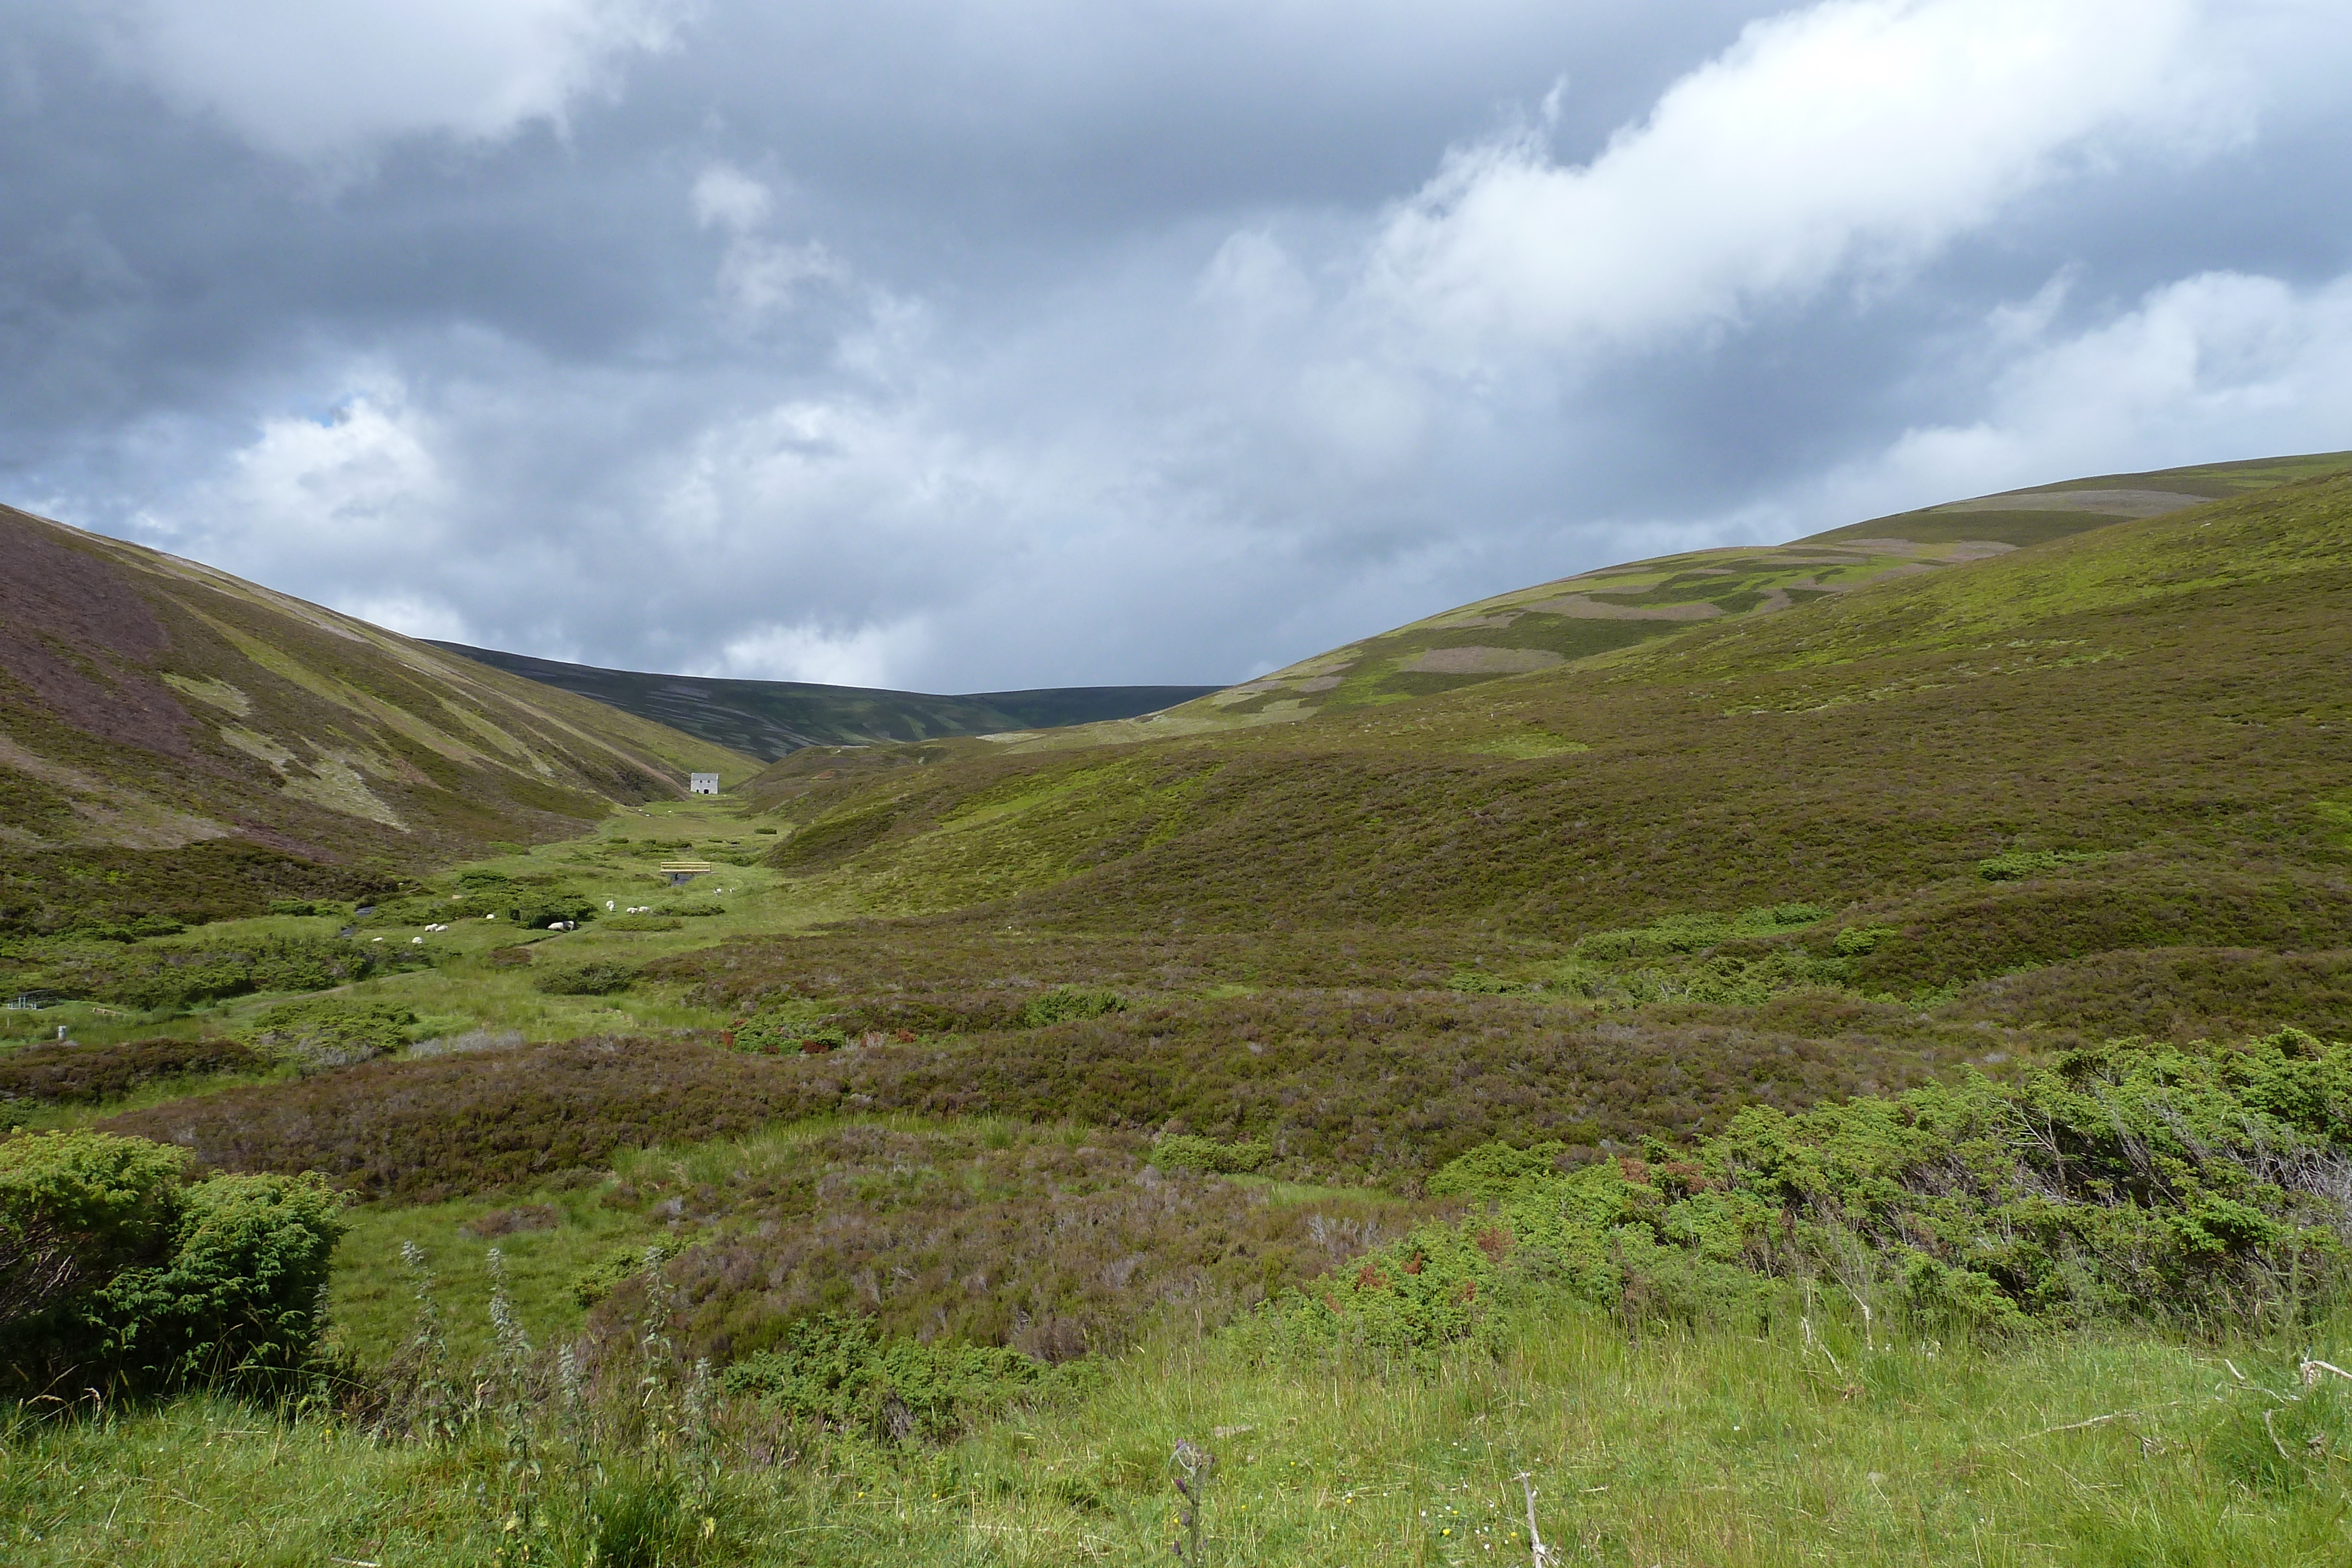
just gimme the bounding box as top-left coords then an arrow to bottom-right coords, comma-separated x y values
0,1035 -> 257,1106
103,984 -> 1969,1202
101,1037 -> 811,1202
586,1125 -> 1421,1364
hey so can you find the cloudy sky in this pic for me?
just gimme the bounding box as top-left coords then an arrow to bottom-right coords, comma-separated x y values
6,1 -> 2350,692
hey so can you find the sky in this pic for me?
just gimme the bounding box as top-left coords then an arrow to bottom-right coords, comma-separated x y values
5,1 -> 2350,693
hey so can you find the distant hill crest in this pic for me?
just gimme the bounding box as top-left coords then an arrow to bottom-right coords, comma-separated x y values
425,643 -> 1221,763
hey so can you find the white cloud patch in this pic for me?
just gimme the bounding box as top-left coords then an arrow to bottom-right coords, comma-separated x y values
1365,0 -> 2228,358
1825,269 -> 2352,517
126,385 -> 459,611
691,165 -> 773,233
219,391 -> 448,549
348,592 -> 470,642
691,162 -> 848,316
100,0 -> 681,161
694,619 -> 927,687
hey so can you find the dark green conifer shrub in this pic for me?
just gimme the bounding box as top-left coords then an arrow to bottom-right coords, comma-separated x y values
0,1130 -> 343,1399
718,1311 -> 1052,1441
535,961 -> 640,997
246,999 -> 416,1068
504,889 -> 599,930
1148,1135 -> 1269,1174
1019,985 -> 1125,1027
22,934 -> 418,1009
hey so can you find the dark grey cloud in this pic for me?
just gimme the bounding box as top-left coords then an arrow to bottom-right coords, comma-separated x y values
5,1 -> 2350,692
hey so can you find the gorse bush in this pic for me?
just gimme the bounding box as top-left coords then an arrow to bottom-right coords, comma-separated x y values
719,1311 -> 1058,1442
727,1016 -> 855,1055
246,998 -> 416,1069
0,1131 -> 344,1399
1572,904 -> 1825,962
1020,984 -> 1126,1027
1422,1141 -> 1569,1202
503,888 -> 599,930
570,1240 -> 673,1308
1150,1135 -> 1269,1174
19,934 -> 422,1009
1271,1029 -> 2352,1356
1979,848 -> 2105,881
534,960 -> 640,997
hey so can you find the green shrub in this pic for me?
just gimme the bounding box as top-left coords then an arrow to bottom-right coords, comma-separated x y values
355,895 -> 447,926
22,934 -> 417,1010
1273,1029 -> 2352,1354
1426,1141 -> 1566,1201
533,961 -> 639,997
1979,849 -> 2104,881
603,915 -> 683,932
1149,1135 -> 1269,1174
0,1130 -> 344,1398
1832,925 -> 1897,957
60,915 -> 186,942
1020,985 -> 1125,1027
505,890 -> 598,930
663,900 -> 726,918
570,1241 -> 670,1308
718,1310 -> 1052,1441
1575,904 -> 1824,962
245,999 -> 416,1068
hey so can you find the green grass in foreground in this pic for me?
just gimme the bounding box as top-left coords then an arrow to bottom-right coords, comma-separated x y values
6,1305 -> 2350,1566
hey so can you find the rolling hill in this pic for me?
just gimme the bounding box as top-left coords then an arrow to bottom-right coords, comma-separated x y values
0,504 -> 753,931
425,641 -> 1220,761
995,450 -> 2352,750
731,454 -> 2352,954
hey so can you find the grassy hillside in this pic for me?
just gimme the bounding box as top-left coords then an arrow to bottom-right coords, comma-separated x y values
429,641 -> 1220,761
1010,450 -> 2351,748
726,466 -> 2351,950
0,505 -> 753,931
4,457 -> 2351,1566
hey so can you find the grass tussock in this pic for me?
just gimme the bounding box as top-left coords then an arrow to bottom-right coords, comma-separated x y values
11,1306 -> 2352,1565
